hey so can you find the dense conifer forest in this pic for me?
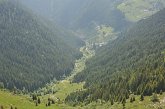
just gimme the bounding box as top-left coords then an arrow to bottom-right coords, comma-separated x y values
0,0 -> 83,91
67,8 -> 165,104
1,0 -> 165,109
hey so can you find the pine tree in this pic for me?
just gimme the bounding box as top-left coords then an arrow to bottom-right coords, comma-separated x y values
48,101 -> 51,106
130,96 -> 135,103
122,98 -> 126,104
111,100 -> 114,105
130,97 -> 133,103
140,94 -> 144,101
160,90 -> 163,95
38,98 -> 41,104
132,96 -> 135,101
122,103 -> 126,109
32,95 -> 37,101
35,102 -> 38,106
52,100 -> 55,104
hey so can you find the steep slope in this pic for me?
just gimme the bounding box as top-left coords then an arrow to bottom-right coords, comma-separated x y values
35,16 -> 85,50
67,9 -> 165,103
20,0 -> 165,39
0,0 -> 83,91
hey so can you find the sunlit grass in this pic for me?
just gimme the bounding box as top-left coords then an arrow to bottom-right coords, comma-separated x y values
117,0 -> 165,22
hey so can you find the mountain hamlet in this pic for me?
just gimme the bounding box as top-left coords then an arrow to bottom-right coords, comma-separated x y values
0,0 -> 165,109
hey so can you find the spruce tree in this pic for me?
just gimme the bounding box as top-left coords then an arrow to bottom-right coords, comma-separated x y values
35,102 -> 38,106
38,98 -> 41,104
32,95 -> 37,101
160,90 -> 163,95
140,94 -> 144,101
111,100 -> 114,105
48,101 -> 51,106
52,100 -> 55,104
130,97 -> 134,103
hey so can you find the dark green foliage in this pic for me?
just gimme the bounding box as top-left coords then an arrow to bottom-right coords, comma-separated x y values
122,98 -> 126,109
130,94 -> 135,103
140,94 -> 144,101
130,98 -> 133,103
37,97 -> 41,104
0,0 -> 83,91
132,97 -> 135,102
122,102 -> 126,109
65,90 -> 90,105
32,95 -> 37,101
35,102 -> 38,106
160,90 -> 163,95
52,100 -> 55,104
67,9 -> 165,104
48,101 -> 51,106
122,98 -> 126,104
151,93 -> 159,102
111,100 -> 114,105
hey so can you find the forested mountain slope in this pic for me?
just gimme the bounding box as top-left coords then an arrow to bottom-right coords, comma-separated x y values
67,8 -> 165,103
0,0 -> 83,91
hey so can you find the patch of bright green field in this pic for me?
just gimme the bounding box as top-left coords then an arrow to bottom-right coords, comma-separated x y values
48,80 -> 84,101
0,90 -> 61,109
118,0 -> 165,22
88,25 -> 117,44
1,90 -> 165,109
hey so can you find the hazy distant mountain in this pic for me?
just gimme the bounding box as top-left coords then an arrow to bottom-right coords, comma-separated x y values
20,0 -> 130,38
20,0 -> 165,39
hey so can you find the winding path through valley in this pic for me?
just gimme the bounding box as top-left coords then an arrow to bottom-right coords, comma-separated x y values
50,42 -> 95,102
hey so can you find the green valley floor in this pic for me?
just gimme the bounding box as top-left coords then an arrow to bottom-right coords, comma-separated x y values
0,44 -> 165,109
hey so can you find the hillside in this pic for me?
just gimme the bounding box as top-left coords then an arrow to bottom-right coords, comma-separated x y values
1,0 -> 165,109
118,0 -> 165,22
69,8 -> 165,105
21,0 -> 165,40
0,89 -> 165,109
20,0 -> 130,39
0,0 -> 83,91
